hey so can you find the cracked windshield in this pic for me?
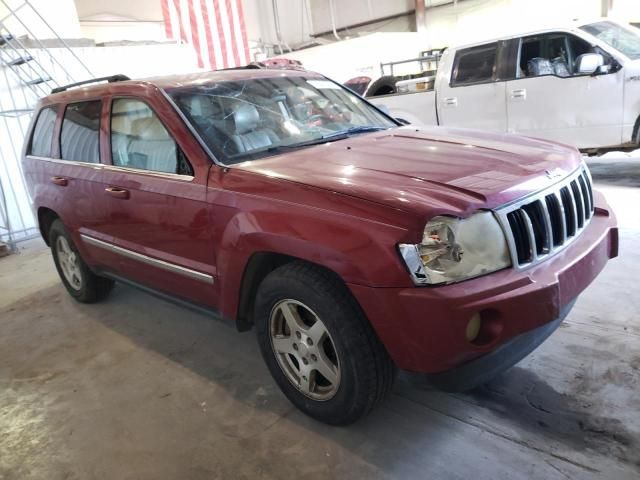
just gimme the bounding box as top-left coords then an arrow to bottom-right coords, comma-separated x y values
168,75 -> 395,164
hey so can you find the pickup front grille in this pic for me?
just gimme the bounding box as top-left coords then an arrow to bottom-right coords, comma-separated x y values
496,166 -> 594,268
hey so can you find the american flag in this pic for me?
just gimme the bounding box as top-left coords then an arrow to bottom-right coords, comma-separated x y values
161,0 -> 250,70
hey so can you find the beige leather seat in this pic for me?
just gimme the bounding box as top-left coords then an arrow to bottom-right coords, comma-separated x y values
111,105 -> 176,173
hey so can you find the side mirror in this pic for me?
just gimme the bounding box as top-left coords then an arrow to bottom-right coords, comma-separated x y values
576,53 -> 605,75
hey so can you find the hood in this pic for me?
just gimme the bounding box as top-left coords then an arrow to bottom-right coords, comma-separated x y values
234,126 -> 583,218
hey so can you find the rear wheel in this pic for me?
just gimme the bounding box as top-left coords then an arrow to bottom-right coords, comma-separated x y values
49,219 -> 114,303
255,262 -> 395,425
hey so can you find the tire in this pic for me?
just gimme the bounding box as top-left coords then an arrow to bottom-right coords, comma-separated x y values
365,75 -> 397,97
255,261 -> 395,425
49,219 -> 114,303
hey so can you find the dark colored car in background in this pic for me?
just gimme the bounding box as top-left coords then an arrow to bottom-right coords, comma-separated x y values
22,69 -> 617,424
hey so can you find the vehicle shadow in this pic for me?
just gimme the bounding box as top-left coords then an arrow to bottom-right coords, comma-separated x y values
399,367 -> 639,468
70,282 -> 640,477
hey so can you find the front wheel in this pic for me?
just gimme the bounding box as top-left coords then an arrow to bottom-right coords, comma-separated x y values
255,262 -> 395,425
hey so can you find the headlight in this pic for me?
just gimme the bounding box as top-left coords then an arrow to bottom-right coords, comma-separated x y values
398,211 -> 511,285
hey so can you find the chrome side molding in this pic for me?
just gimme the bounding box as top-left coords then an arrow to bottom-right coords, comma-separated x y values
80,234 -> 214,285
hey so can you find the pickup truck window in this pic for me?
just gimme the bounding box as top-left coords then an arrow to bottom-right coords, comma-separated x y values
581,21 -> 640,59
517,33 -> 594,78
110,98 -> 193,176
451,43 -> 498,86
29,106 -> 57,157
60,100 -> 101,163
167,76 -> 395,164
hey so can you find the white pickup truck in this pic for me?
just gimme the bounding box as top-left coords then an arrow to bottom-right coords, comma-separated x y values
368,19 -> 640,150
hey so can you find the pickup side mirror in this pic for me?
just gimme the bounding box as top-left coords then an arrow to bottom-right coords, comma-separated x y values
576,53 -> 605,75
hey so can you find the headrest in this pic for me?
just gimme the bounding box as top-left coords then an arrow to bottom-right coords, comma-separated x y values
233,103 -> 260,134
130,116 -> 169,140
173,94 -> 221,118
188,95 -> 202,116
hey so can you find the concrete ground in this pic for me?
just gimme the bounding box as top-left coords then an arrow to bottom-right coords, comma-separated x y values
1,158 -> 639,480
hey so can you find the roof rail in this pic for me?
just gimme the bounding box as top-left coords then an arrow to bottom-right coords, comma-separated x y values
50,74 -> 130,94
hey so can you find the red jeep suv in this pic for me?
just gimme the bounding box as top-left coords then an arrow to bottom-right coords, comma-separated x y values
22,70 -> 618,425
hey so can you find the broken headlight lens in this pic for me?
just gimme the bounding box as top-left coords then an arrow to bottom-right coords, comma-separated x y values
398,212 -> 512,285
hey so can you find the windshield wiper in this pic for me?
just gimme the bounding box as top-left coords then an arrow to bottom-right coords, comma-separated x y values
321,125 -> 387,140
267,126 -> 387,153
260,127 -> 391,158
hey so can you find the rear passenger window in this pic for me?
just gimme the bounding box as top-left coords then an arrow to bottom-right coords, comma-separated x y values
452,43 -> 498,86
60,100 -> 101,163
110,98 -> 192,175
29,106 -> 57,157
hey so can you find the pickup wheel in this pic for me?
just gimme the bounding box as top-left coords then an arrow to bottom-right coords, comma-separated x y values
255,262 -> 395,425
49,219 -> 114,303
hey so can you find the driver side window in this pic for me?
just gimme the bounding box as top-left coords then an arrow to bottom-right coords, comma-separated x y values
517,33 -> 599,78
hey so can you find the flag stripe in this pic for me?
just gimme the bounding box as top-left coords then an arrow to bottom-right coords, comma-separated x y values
168,1 -> 181,41
225,0 -> 241,67
204,0 -> 224,70
212,0 -> 228,69
161,0 -> 172,39
172,0 -> 188,43
216,0 -> 233,68
187,0 -> 204,68
236,0 -> 250,63
179,0 -> 192,44
200,0 -> 217,69
193,0 -> 211,69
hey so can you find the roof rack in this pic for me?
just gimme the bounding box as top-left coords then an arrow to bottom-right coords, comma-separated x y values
51,74 -> 130,94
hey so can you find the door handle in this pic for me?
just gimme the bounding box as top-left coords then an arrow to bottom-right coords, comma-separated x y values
443,97 -> 458,106
51,176 -> 68,187
105,186 -> 130,199
510,89 -> 527,99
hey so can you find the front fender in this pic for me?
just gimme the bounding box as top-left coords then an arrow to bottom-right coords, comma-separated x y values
216,209 -> 412,320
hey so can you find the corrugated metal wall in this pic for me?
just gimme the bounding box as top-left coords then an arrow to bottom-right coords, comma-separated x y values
0,58 -> 39,245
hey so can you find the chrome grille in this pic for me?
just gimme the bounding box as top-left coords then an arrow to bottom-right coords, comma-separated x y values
495,166 -> 594,269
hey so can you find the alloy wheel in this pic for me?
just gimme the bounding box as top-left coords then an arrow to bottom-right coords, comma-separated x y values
269,299 -> 341,401
56,236 -> 83,291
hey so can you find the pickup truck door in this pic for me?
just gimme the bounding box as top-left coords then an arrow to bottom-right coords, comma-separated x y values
436,41 -> 508,132
92,96 -> 219,308
505,32 -> 624,149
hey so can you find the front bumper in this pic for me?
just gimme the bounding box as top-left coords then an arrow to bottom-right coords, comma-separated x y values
349,190 -> 618,374
426,299 -> 575,392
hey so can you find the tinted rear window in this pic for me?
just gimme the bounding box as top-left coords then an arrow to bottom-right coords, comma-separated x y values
29,106 -> 57,157
60,100 -> 102,163
452,43 -> 498,86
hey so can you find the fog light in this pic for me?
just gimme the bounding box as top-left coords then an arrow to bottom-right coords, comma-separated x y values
465,313 -> 481,342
